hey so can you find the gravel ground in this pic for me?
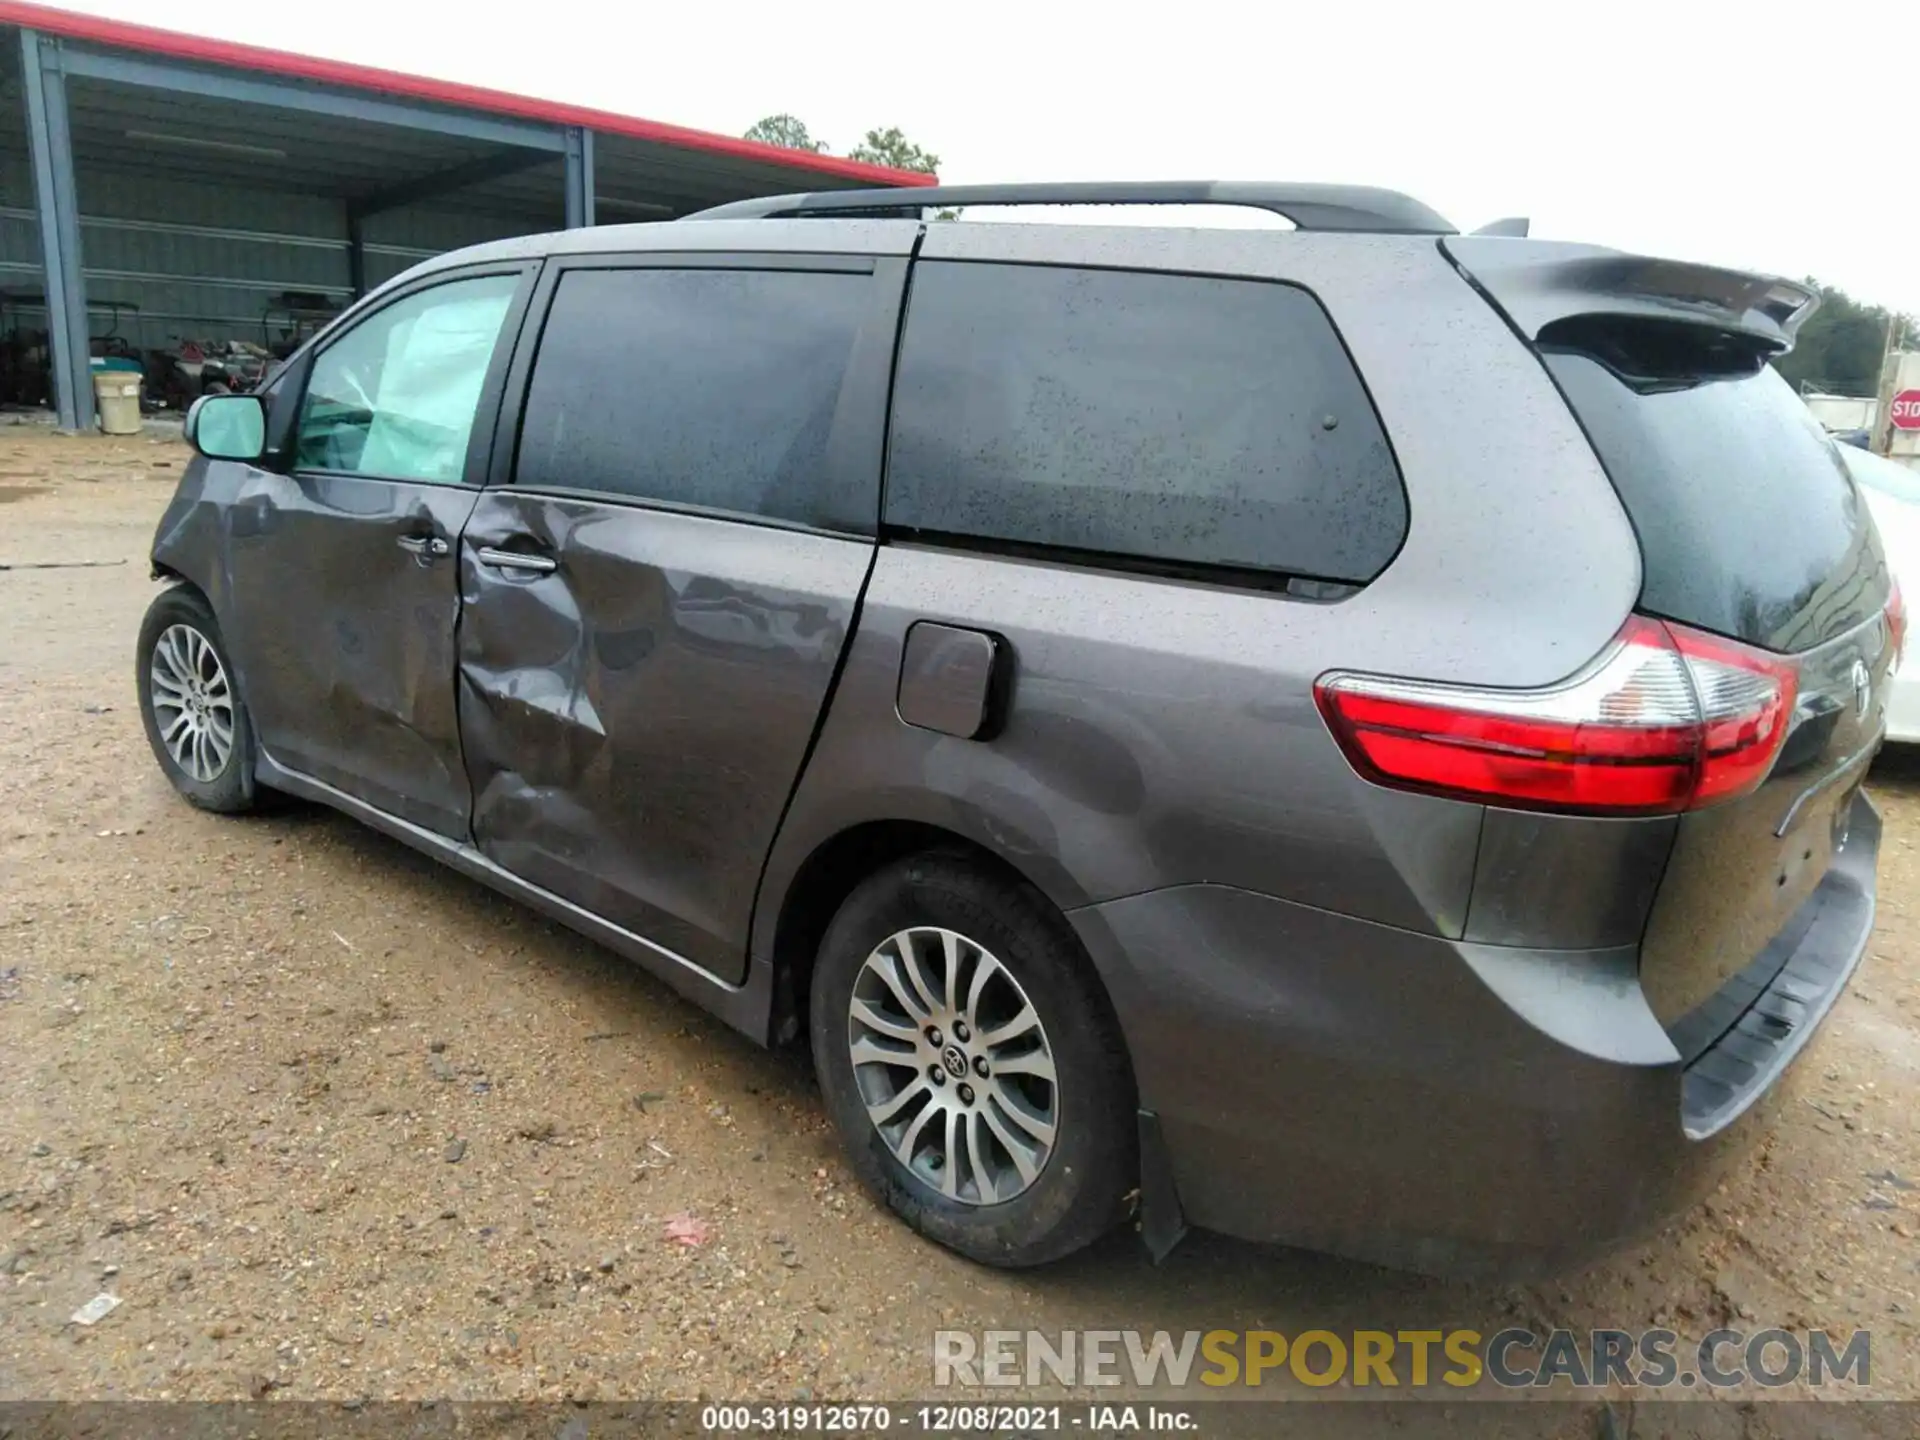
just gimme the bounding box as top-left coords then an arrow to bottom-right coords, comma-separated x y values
4,427 -> 1920,1428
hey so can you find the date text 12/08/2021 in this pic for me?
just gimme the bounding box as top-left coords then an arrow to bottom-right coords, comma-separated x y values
700,1404 -> 1199,1433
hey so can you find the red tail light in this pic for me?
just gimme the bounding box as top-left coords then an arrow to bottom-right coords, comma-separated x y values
1888,579 -> 1907,668
1314,616 -> 1796,816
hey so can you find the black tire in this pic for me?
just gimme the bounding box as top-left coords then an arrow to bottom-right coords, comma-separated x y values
810,852 -> 1137,1267
135,585 -> 259,814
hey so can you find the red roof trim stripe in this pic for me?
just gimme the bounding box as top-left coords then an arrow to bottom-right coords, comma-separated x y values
0,0 -> 936,189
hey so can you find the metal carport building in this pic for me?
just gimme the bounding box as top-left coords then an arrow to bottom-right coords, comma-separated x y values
0,0 -> 931,429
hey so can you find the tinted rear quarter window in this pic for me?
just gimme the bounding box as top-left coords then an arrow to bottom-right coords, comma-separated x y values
514,266 -> 872,529
885,261 -> 1405,585
1544,348 -> 1881,652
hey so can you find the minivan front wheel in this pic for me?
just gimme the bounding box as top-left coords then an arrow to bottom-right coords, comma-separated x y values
136,586 -> 258,813
811,853 -> 1136,1267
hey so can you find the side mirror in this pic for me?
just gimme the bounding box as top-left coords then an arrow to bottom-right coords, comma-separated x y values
184,393 -> 266,462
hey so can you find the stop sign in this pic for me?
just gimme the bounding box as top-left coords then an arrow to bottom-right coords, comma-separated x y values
1894,390 -> 1920,432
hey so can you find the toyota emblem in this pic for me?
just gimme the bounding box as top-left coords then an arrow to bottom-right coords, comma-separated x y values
1852,659 -> 1873,721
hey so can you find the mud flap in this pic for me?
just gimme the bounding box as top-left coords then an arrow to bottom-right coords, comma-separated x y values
1137,1108 -> 1187,1263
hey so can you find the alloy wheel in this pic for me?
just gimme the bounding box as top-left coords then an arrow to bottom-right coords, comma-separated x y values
148,622 -> 236,783
847,926 -> 1059,1205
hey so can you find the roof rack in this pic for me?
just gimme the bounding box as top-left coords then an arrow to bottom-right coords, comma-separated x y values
686,182 -> 1456,234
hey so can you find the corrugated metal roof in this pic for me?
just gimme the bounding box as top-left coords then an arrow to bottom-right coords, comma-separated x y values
0,0 -> 936,191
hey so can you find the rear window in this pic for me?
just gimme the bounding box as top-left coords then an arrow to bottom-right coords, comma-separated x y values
1544,341 -> 1883,652
885,261 -> 1406,586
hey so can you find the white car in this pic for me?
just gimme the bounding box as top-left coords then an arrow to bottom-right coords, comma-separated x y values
1843,445 -> 1920,741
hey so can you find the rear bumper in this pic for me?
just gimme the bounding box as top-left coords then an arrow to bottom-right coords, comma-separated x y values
1675,794 -> 1878,1137
1068,792 -> 1879,1276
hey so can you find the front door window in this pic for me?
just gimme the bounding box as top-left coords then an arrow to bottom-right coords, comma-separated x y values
295,273 -> 518,484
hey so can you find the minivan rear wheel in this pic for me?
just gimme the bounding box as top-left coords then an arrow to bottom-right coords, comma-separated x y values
810,853 -> 1137,1267
136,585 -> 259,814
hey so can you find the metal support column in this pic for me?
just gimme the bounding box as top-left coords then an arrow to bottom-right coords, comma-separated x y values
19,30 -> 93,431
564,127 -> 595,229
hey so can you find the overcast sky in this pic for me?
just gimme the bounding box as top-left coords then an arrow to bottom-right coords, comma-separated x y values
60,0 -> 1920,318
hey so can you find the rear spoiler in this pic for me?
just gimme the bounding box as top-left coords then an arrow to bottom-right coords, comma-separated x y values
1443,236 -> 1820,353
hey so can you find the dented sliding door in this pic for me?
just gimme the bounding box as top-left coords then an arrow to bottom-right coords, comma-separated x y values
454,253 -> 901,983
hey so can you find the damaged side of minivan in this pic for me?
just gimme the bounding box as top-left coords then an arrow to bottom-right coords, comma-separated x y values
139,188 -> 1892,1274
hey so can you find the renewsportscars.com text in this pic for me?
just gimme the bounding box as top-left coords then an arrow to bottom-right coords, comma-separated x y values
932,1327 -> 1871,1390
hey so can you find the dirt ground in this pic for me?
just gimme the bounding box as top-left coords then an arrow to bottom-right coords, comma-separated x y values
4,426 -> 1920,1429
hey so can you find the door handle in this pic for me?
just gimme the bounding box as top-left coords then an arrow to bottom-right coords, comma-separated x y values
475,545 -> 558,575
396,534 -> 450,560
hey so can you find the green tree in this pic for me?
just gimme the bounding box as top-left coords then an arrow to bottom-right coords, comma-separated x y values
847,126 -> 940,176
743,114 -> 827,153
1775,281 -> 1911,397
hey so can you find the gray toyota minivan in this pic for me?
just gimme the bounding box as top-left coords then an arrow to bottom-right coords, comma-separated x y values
137,182 -> 1897,1274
